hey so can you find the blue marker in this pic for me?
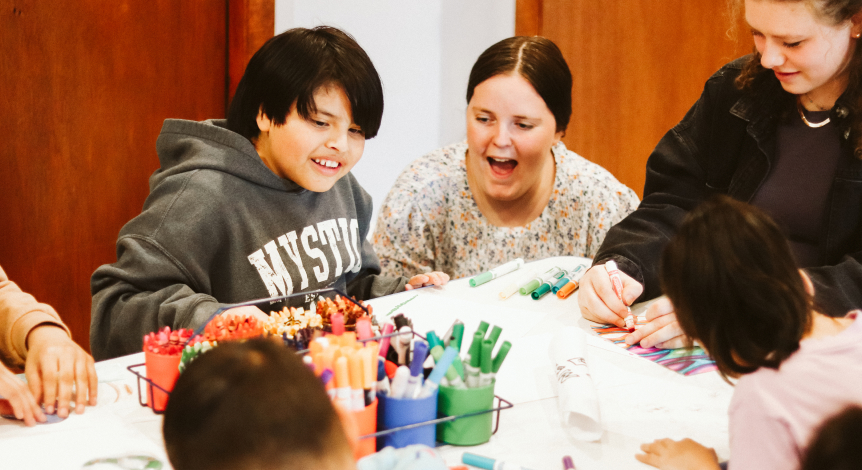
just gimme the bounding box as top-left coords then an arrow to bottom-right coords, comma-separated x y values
417,346 -> 458,398
403,341 -> 429,399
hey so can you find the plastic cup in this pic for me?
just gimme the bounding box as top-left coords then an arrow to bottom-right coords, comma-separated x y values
377,390 -> 438,449
144,351 -> 181,412
353,398 -> 378,459
436,384 -> 495,446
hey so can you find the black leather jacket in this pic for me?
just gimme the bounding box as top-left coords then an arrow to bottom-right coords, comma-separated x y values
594,56 -> 862,316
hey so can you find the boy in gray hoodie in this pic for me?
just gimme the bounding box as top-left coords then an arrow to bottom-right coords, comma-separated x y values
90,26 -> 447,360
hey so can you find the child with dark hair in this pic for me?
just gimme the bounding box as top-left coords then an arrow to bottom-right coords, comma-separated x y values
635,195 -> 862,470
90,26 -> 448,360
163,339 -> 354,470
801,405 -> 862,470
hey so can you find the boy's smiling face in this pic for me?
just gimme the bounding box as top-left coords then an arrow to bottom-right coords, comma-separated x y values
254,85 -> 365,192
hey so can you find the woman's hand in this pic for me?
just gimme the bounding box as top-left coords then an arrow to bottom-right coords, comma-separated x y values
578,264 -> 643,327
636,438 -> 721,470
405,272 -> 450,290
25,325 -> 98,418
0,363 -> 44,426
624,297 -> 688,349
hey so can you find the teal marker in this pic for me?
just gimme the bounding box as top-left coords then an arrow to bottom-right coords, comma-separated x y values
469,258 -> 524,287
519,267 -> 563,295
552,264 -> 588,294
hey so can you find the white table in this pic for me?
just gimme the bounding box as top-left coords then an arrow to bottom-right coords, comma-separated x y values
0,256 -> 733,470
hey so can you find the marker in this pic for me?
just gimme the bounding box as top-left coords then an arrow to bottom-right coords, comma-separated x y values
487,325 -> 503,349
393,326 -> 412,365
465,330 -> 483,387
331,312 -> 345,336
451,323 -> 465,351
462,452 -> 536,470
499,269 -> 536,300
442,320 -> 461,348
469,258 -> 524,287
389,365 -> 411,399
563,455 -> 576,470
384,360 -> 398,379
376,358 -> 391,396
418,346 -> 458,398
321,368 -> 335,398
530,281 -> 553,300
404,341 -> 429,399
476,321 -> 490,336
355,317 -> 373,341
553,265 -> 587,294
520,267 -> 563,296
348,351 -> 365,410
378,323 -> 395,358
361,347 -> 376,406
478,339 -> 493,387
426,331 -> 443,349
490,340 -> 511,382
334,356 -> 352,411
605,261 -> 634,331
428,344 -> 466,388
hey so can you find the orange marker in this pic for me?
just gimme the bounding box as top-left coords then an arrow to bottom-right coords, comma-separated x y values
556,281 -> 578,299
361,348 -> 376,406
348,351 -> 365,411
334,357 -> 351,410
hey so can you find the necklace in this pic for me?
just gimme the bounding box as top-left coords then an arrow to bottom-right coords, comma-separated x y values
797,100 -> 830,128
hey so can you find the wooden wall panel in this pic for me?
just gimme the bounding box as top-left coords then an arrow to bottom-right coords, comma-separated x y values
519,0 -> 752,196
0,0 -> 227,353
228,0 -> 275,102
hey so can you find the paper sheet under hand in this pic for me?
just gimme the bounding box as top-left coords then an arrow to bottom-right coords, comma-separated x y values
549,327 -> 602,441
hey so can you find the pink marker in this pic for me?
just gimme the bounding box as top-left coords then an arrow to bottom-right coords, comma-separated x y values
605,261 -> 635,331
378,323 -> 395,358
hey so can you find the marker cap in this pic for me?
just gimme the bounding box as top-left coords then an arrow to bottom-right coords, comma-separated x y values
556,281 -> 578,299
492,341 -> 512,373
531,283 -> 552,300
331,312 -> 345,336
410,341 -> 429,377
451,323 -> 465,351
469,271 -> 493,287
462,452 -> 495,470
487,326 -> 503,348
355,317 -> 373,340
426,331 -> 443,349
519,278 -> 541,295
480,339 -> 493,374
477,321 -> 490,335
378,323 -> 395,357
498,282 -> 519,300
468,330 -> 484,368
552,276 -> 571,294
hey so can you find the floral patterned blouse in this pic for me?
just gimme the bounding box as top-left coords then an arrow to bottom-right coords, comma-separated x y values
372,142 -> 640,279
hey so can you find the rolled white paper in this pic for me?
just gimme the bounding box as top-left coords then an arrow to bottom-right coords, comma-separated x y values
549,327 -> 602,441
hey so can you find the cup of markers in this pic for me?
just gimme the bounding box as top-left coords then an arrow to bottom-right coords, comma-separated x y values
435,321 -> 510,445
142,327 -> 195,412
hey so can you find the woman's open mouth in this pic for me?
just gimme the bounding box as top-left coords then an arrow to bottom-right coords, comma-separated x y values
487,156 -> 517,176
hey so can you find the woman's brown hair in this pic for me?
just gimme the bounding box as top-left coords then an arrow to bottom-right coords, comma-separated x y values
659,195 -> 812,382
730,0 -> 862,157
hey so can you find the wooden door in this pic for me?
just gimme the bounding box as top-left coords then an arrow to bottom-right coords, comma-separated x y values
517,0 -> 753,197
0,0 -> 272,355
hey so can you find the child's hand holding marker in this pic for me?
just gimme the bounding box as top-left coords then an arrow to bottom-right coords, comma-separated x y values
405,272 -> 450,291
624,296 -> 688,349
578,262 -> 644,328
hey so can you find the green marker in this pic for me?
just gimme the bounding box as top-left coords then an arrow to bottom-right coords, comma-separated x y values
519,267 -> 564,295
469,258 -> 524,287
487,325 -> 503,348
465,330 -> 484,387
451,323 -> 465,352
491,341 -> 512,375
429,344 -> 465,388
478,339 -> 494,387
476,321 -> 490,336
426,331 -> 443,349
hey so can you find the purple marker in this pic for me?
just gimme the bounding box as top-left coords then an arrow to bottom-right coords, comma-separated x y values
403,341 -> 429,399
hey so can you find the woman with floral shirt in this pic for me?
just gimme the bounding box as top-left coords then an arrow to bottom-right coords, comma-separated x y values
373,36 -> 639,279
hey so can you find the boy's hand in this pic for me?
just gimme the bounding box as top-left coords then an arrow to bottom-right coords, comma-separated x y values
0,363 -> 44,426
25,325 -> 98,418
405,272 -> 450,290
636,438 -> 721,470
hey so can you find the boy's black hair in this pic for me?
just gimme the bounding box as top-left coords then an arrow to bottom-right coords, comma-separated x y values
659,195 -> 811,382
802,405 -> 862,470
227,26 -> 384,141
163,339 -> 350,470
466,36 -> 572,134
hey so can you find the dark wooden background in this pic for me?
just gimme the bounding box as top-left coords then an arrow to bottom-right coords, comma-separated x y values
516,0 -> 753,197
0,0 -> 272,354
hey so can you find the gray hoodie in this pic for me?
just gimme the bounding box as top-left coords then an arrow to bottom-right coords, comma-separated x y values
90,119 -> 406,359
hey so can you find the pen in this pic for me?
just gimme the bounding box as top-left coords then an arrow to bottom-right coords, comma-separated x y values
605,261 -> 634,331
563,455 -> 575,470
469,258 -> 525,287
462,452 -> 535,470
519,267 -> 563,296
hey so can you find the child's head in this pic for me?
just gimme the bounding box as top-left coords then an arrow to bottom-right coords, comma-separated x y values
227,26 -> 383,192
802,405 -> 862,470
163,338 -> 354,470
659,195 -> 811,380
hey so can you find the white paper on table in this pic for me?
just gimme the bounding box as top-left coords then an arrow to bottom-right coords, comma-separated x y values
549,327 -> 602,441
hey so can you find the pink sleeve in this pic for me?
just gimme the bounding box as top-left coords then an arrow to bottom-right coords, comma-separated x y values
728,381 -> 801,470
